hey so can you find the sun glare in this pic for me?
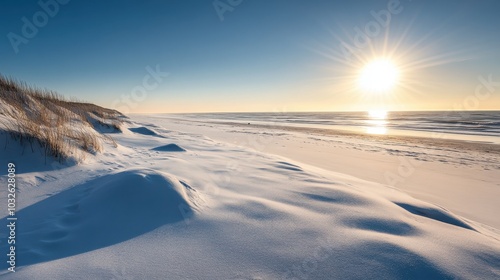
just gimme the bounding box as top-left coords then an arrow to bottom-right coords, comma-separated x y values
359,60 -> 399,93
368,109 -> 388,120
366,110 -> 388,135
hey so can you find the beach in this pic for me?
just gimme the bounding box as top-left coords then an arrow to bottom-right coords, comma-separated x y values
139,113 -> 500,230
1,112 -> 500,279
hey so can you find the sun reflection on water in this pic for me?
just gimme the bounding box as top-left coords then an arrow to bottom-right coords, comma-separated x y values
366,110 -> 388,135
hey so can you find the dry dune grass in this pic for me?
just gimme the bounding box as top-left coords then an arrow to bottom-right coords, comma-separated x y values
0,75 -> 126,162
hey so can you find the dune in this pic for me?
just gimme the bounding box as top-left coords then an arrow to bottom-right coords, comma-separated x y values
0,76 -> 124,161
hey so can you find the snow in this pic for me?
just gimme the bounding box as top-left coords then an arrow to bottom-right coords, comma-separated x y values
12,169 -> 198,267
152,143 -> 186,152
0,115 -> 499,279
128,126 -> 162,137
151,114 -> 500,230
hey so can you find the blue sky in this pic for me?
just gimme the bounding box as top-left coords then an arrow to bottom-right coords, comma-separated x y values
1,0 -> 500,112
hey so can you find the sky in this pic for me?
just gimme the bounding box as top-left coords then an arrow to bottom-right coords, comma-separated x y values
1,0 -> 500,113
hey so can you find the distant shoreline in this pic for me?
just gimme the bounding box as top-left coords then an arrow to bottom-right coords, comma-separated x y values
138,111 -> 500,145
148,116 -> 500,157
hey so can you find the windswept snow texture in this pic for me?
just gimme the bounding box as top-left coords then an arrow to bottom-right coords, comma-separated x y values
394,201 -> 476,231
0,116 -> 499,279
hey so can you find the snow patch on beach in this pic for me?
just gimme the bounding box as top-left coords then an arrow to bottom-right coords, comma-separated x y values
128,126 -> 162,137
152,143 -> 186,152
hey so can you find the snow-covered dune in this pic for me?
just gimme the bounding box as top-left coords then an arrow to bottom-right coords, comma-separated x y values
7,169 -> 198,267
1,117 -> 499,279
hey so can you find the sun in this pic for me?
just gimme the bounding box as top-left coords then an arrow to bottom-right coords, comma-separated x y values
358,59 -> 399,92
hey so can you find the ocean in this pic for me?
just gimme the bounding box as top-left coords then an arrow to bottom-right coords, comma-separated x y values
170,111 -> 500,144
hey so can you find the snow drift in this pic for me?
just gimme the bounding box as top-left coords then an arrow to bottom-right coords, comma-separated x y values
152,143 -> 186,152
128,127 -> 161,137
6,169 -> 198,267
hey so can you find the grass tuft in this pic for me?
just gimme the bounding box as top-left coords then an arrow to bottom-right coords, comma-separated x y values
0,74 -> 126,162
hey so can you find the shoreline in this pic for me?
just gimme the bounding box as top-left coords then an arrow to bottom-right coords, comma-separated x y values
150,116 -> 500,158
